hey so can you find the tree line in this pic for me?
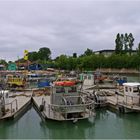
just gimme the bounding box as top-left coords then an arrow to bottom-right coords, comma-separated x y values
1,33 -> 140,71
51,52 -> 140,71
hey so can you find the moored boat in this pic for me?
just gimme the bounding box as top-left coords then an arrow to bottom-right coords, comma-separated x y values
106,82 -> 140,113
33,84 -> 95,122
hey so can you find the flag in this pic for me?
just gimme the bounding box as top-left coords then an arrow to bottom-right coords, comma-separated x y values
24,50 -> 28,60
24,50 -> 28,55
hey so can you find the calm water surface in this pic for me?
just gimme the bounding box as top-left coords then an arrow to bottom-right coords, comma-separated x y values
0,108 -> 140,139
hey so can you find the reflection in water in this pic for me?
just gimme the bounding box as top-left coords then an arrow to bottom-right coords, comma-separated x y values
0,106 -> 31,139
94,109 -> 140,139
0,107 -> 95,139
119,112 -> 140,139
0,107 -> 140,139
40,118 -> 94,139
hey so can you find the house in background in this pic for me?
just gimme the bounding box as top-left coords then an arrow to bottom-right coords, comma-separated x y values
8,63 -> 17,71
94,50 -> 115,57
94,49 -> 137,57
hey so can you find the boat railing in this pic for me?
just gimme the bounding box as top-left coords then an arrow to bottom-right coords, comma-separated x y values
4,99 -> 18,115
46,100 -> 94,120
62,96 -> 67,105
116,94 -> 140,108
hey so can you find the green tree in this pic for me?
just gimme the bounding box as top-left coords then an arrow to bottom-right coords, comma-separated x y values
128,33 -> 134,55
136,43 -> 140,55
67,57 -> 77,70
115,33 -> 123,54
115,33 -> 134,55
56,55 -> 68,69
124,33 -> 129,52
28,51 -> 38,62
38,47 -> 51,61
0,59 -> 7,66
84,48 -> 93,56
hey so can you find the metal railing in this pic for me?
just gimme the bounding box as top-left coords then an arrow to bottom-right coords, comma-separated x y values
116,94 -> 140,109
4,99 -> 18,115
46,100 -> 94,120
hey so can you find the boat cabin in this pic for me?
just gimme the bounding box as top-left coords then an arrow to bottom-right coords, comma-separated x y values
80,73 -> 94,86
123,82 -> 140,105
47,84 -> 95,121
51,85 -> 79,105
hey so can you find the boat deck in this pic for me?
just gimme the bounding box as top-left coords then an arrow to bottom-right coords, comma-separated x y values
0,91 -> 32,120
33,95 -> 94,121
106,95 -> 140,111
33,95 -> 65,120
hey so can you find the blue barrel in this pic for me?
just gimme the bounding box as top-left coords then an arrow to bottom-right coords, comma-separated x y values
38,81 -> 50,88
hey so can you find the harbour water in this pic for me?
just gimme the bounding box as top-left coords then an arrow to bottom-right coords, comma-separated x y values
0,75 -> 140,139
0,107 -> 140,139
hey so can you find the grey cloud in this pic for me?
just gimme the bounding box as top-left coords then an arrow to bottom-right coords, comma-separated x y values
0,0 -> 140,61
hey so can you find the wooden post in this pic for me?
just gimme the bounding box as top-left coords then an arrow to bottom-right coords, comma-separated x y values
11,103 -> 12,114
132,96 -> 133,108
49,104 -> 50,118
16,99 -> 18,110
139,95 -> 140,105
131,96 -> 133,104
126,95 -> 127,105
117,94 -> 118,105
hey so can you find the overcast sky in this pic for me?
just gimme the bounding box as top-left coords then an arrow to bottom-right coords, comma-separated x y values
0,0 -> 140,61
